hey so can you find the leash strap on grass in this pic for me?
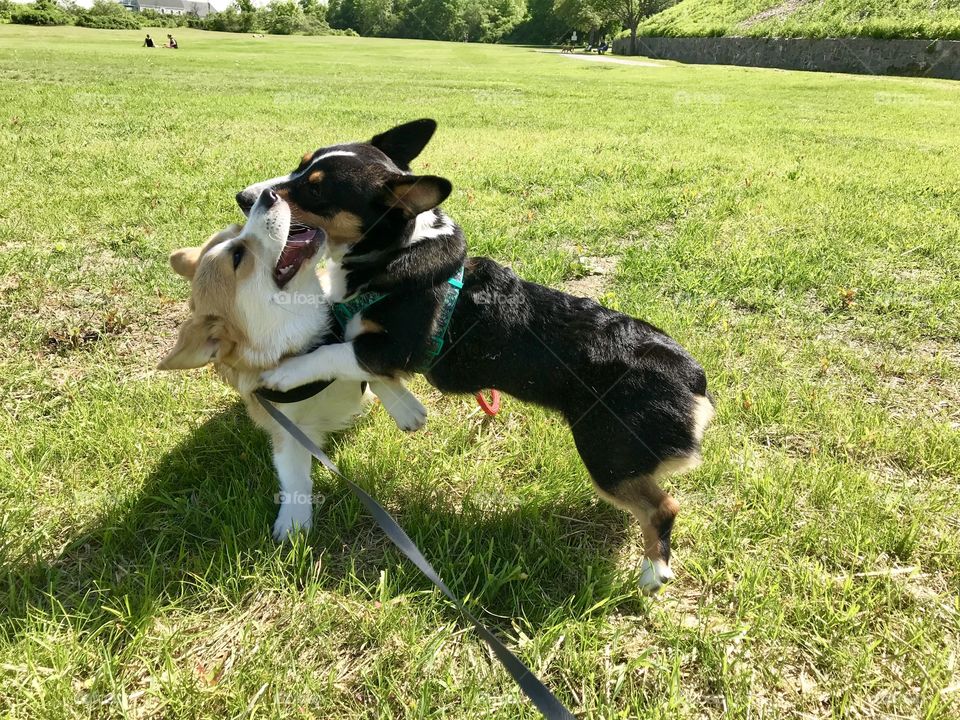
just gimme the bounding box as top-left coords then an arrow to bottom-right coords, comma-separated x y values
255,392 -> 576,720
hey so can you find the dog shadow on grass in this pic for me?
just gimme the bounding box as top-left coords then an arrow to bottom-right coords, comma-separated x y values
3,403 -> 639,636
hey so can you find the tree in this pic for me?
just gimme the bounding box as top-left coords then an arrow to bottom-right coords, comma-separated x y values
325,0 -> 526,41
204,7 -> 244,32
298,0 -> 327,23
11,0 -> 70,25
260,0 -> 306,34
462,0 -> 524,41
87,0 -> 126,15
398,0 -> 465,41
592,0 -> 675,54
232,0 -> 259,32
553,0 -> 607,44
504,0 -> 567,45
355,0 -> 397,36
59,0 -> 82,13
462,0 -> 485,40
327,0 -> 361,32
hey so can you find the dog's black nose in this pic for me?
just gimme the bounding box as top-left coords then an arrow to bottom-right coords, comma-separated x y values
236,191 -> 253,211
262,189 -> 278,206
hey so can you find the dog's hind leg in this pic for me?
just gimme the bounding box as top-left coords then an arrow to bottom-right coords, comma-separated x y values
593,455 -> 701,594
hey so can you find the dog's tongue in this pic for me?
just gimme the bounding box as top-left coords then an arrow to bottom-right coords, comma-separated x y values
275,229 -> 322,287
287,228 -> 317,243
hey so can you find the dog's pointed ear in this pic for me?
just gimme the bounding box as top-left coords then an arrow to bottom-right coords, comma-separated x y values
370,119 -> 437,170
382,175 -> 452,217
158,315 -> 219,370
169,224 -> 244,280
170,247 -> 201,279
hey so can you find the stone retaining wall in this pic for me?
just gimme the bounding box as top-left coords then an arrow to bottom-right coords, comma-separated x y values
611,35 -> 960,80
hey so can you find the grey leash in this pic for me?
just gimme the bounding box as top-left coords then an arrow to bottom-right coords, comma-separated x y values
255,392 -> 577,720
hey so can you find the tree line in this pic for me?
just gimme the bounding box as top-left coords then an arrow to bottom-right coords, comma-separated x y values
7,0 -> 355,34
6,0 -> 677,46
325,0 -> 676,44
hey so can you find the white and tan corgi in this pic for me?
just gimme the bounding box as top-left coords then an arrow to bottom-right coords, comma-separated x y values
159,189 -> 426,541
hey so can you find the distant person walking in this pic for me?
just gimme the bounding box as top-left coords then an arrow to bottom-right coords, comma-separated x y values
164,34 -> 178,49
143,34 -> 155,48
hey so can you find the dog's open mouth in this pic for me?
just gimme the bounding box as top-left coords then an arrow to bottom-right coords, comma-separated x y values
274,226 -> 323,288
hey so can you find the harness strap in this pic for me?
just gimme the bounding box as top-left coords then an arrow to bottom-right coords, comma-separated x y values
332,289 -> 388,330
256,379 -> 336,404
331,267 -> 465,373
417,267 -> 464,372
254,392 -> 576,720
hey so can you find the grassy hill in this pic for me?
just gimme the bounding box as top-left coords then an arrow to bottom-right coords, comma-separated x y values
634,0 -> 960,39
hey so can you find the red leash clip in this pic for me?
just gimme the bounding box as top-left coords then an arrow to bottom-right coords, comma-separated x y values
475,389 -> 501,416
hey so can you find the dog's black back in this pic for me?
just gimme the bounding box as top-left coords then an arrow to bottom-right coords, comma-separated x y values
429,257 -> 708,484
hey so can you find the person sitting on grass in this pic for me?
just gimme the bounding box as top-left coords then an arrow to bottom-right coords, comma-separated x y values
143,34 -> 155,48
163,34 -> 178,49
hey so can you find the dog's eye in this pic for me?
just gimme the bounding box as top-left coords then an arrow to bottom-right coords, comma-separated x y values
232,245 -> 245,270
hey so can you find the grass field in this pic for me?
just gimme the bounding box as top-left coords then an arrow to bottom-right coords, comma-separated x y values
1,24 -> 959,719
634,0 -> 960,39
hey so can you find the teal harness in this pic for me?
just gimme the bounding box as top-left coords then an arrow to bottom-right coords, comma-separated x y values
331,266 -> 464,372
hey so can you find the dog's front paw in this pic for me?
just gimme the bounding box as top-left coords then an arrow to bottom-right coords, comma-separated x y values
638,557 -> 675,594
386,394 -> 428,432
261,356 -> 326,392
369,381 -> 428,432
272,502 -> 313,542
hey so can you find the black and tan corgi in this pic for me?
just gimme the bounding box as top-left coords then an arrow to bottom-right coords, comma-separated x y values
236,120 -> 714,592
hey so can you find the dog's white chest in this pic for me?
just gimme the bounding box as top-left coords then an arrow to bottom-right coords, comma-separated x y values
322,259 -> 349,303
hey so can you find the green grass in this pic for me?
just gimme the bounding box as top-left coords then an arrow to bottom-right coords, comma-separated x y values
1,24 -> 959,719
633,0 -> 960,39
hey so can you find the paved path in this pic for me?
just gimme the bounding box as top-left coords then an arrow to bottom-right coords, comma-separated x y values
554,52 -> 665,68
